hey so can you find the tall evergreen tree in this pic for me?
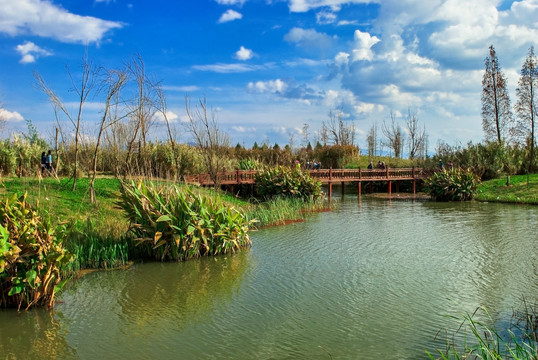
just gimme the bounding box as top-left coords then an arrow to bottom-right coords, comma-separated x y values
481,45 -> 513,145
514,46 -> 537,173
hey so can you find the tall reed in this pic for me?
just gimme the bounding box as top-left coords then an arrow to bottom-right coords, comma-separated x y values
428,305 -> 538,360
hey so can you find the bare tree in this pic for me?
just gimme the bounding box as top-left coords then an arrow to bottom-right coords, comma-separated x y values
514,46 -> 538,173
382,111 -> 404,158
89,68 -> 128,203
124,54 -> 157,177
155,83 -> 181,180
405,109 -> 426,160
302,122 -> 310,148
481,45 -> 513,145
367,121 -> 378,157
323,109 -> 355,146
35,53 -> 97,190
185,96 -> 230,188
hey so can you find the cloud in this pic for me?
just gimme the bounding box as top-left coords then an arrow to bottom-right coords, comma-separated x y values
351,30 -> 380,61
284,27 -> 337,50
218,9 -> 242,23
15,41 -> 52,63
288,0 -> 370,12
154,110 -> 179,123
235,46 -> 254,60
248,78 -> 323,103
248,79 -> 288,94
232,126 -> 256,132
0,108 -> 24,122
0,0 -> 123,43
193,63 -> 265,73
316,10 -> 337,24
162,85 -> 200,92
216,0 -> 246,5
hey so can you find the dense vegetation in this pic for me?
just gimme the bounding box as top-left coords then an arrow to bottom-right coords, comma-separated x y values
424,168 -> 481,201
117,181 -> 253,261
0,193 -> 73,310
254,166 -> 323,201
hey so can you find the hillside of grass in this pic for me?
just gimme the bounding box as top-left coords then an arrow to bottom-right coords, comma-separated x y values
476,173 -> 538,205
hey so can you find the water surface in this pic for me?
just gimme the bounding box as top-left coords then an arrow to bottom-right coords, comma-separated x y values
1,197 -> 537,359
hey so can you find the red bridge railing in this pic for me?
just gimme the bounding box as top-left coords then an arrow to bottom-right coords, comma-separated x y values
185,167 -> 431,186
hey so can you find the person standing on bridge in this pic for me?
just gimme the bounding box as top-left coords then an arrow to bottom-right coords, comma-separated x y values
367,161 -> 373,169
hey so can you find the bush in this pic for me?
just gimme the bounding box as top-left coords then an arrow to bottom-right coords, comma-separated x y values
116,181 -> 253,261
0,193 -> 73,310
254,166 -> 323,201
424,168 -> 480,201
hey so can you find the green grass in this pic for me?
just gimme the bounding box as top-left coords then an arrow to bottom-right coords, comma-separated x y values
476,174 -> 538,205
0,176 -> 328,271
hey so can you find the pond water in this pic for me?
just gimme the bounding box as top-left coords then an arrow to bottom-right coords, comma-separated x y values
1,197 -> 537,359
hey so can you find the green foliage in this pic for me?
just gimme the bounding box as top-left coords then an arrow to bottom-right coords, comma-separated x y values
312,144 -> 358,169
254,166 -> 323,200
424,168 -> 480,201
237,157 -> 263,170
0,140 -> 17,176
433,141 -> 537,179
116,181 -> 253,261
63,219 -> 132,271
0,193 -> 74,310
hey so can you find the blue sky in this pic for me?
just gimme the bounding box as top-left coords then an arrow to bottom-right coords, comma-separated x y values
1,0 -> 537,153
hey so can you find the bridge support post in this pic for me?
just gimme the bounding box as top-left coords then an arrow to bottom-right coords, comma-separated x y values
358,181 -> 361,196
388,181 -> 392,195
413,180 -> 416,194
328,182 -> 333,198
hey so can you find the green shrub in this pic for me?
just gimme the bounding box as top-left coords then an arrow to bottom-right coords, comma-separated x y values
116,181 -> 252,261
254,166 -> 323,201
424,168 -> 480,201
0,193 -> 74,310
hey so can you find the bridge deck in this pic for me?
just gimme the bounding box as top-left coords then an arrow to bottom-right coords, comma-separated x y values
185,167 -> 430,186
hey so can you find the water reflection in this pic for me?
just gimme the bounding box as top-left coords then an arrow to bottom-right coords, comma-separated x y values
0,308 -> 77,359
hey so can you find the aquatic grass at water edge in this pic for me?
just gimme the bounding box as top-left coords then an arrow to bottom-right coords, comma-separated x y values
116,181 -> 253,261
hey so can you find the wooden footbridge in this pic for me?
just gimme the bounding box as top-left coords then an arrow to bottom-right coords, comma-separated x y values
185,167 -> 432,197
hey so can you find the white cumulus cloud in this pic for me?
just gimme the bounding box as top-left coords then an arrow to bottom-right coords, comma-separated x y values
154,110 -> 179,124
235,46 -> 254,60
218,9 -> 243,23
0,0 -> 123,43
15,41 -> 52,63
284,27 -> 336,49
248,79 -> 288,94
351,30 -> 380,61
0,108 -> 24,122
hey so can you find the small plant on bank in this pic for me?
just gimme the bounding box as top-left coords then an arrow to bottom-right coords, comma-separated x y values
424,168 -> 480,201
254,166 -> 323,201
116,181 -> 253,261
428,304 -> 538,360
0,193 -> 74,310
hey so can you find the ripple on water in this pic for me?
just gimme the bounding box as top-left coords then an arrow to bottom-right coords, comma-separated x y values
2,198 -> 535,360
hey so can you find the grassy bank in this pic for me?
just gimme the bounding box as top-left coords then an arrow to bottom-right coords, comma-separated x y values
0,176 -> 328,272
476,173 -> 538,205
